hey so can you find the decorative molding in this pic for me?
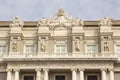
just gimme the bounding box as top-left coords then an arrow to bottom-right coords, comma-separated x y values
101,68 -> 107,71
43,68 -> 49,72
6,68 -> 12,72
35,68 -> 41,71
37,8 -> 84,29
71,68 -> 77,71
108,68 -> 114,71
78,68 -> 85,71
14,68 -> 20,72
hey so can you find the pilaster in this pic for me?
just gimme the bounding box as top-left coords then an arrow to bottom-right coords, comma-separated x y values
71,68 -> 77,80
9,17 -> 23,55
36,68 -> 42,80
6,69 -> 12,80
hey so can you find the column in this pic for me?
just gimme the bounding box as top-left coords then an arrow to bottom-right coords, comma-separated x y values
101,69 -> 107,80
79,69 -> 84,80
43,69 -> 49,80
6,69 -> 12,80
14,69 -> 20,80
71,68 -> 77,80
109,69 -> 114,80
36,68 -> 41,80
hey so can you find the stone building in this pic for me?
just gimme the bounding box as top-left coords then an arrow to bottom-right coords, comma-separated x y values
0,9 -> 120,80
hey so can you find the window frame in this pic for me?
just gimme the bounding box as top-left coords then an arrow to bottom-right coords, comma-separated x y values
0,44 -> 7,57
24,44 -> 36,55
85,44 -> 98,53
114,44 -> 120,54
54,43 -> 67,53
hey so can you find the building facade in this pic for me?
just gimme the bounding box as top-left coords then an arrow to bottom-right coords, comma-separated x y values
0,9 -> 120,80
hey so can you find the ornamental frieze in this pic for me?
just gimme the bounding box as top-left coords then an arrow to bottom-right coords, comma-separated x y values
7,61 -> 113,69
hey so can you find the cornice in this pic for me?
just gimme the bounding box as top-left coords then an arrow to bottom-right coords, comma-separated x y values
2,57 -> 118,62
1,21 -> 120,27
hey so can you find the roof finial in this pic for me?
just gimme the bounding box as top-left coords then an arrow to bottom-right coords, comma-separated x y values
56,8 -> 66,16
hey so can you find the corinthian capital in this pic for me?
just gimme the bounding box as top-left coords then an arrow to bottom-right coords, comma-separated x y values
43,68 -> 49,72
6,68 -> 12,72
35,68 -> 41,71
71,68 -> 77,71
101,68 -> 107,71
14,68 -> 20,72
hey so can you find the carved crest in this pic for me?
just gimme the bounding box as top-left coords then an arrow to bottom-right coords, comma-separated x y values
37,9 -> 84,28
10,17 -> 24,27
99,17 -> 112,26
56,8 -> 66,16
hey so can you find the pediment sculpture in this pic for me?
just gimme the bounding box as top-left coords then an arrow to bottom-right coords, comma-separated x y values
72,17 -> 84,26
37,17 -> 50,26
10,17 -> 24,27
56,8 -> 66,16
99,17 -> 112,26
37,9 -> 84,28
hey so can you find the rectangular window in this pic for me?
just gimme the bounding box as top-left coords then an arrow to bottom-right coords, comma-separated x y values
25,45 -> 35,54
0,46 -> 6,56
115,45 -> 120,53
86,45 -> 98,53
55,45 -> 66,53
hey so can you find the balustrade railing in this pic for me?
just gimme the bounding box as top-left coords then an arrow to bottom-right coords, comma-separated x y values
3,53 -> 118,59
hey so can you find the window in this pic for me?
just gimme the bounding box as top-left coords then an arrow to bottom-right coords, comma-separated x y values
25,45 -> 35,54
55,45 -> 66,53
86,45 -> 98,53
0,46 -> 6,56
55,75 -> 65,80
115,45 -> 120,53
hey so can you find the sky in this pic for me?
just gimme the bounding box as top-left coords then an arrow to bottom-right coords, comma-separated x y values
0,0 -> 120,21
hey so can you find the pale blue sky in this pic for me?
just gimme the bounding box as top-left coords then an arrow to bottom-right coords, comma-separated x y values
0,0 -> 120,21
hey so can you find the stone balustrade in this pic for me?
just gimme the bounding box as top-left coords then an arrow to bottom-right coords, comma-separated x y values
2,53 -> 118,59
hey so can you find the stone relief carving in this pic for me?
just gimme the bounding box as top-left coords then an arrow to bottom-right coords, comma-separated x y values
10,36 -> 21,52
104,41 -> 109,52
101,36 -> 111,52
75,39 -> 80,51
99,17 -> 112,26
40,39 -> 46,52
12,39 -> 17,52
37,9 -> 84,28
10,17 -> 24,27
8,61 -> 113,69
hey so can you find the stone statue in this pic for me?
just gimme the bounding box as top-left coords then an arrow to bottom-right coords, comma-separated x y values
72,17 -> 84,26
10,17 -> 24,27
41,39 -> 46,51
12,39 -> 17,52
37,17 -> 49,26
57,8 -> 66,16
99,17 -> 112,26
104,41 -> 109,52
75,39 -> 80,51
